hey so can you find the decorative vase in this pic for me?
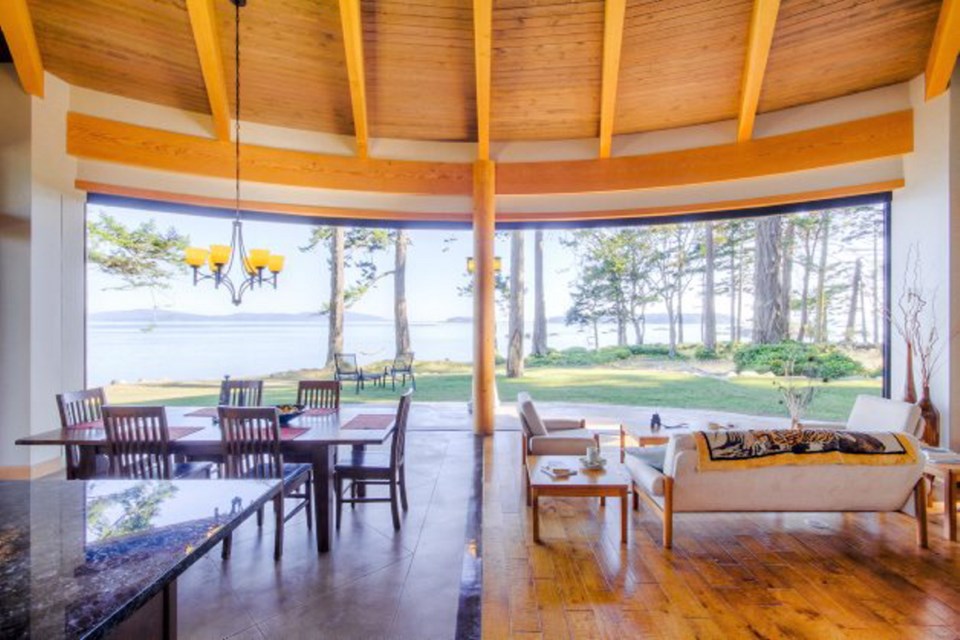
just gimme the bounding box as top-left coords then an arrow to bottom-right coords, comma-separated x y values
917,385 -> 940,447
903,342 -> 917,404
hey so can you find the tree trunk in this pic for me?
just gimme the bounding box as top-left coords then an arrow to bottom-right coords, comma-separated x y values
798,229 -> 813,342
871,220 -> 879,345
859,273 -> 869,344
531,229 -> 548,356
665,296 -> 677,358
845,257 -> 862,344
736,254 -> 744,343
703,221 -> 717,351
394,229 -> 411,356
729,238 -> 737,344
676,296 -> 684,344
506,230 -> 525,378
326,227 -> 345,367
780,221 -> 794,340
815,212 -> 831,343
592,320 -> 599,352
752,216 -> 784,344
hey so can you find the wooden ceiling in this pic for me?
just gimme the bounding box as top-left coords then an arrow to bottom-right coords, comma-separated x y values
25,0 -> 944,146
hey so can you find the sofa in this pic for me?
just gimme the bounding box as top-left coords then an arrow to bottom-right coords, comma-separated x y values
517,392 -> 599,504
626,430 -> 928,549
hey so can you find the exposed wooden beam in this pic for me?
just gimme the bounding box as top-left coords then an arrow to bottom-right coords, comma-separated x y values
925,0 -> 960,100
737,0 -> 781,142
67,112 -> 473,195
499,110 -> 912,195
473,0 -> 493,160
0,0 -> 44,97
472,160 -> 496,435
598,0 -> 626,158
338,0 -> 370,158
185,0 -> 231,141
67,110 -> 912,197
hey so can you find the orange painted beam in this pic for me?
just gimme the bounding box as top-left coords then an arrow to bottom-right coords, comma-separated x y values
0,0 -> 44,97
472,160 -> 496,435
473,0 -> 493,160
67,112 -> 473,195
185,0 -> 231,141
737,0 -> 781,142
498,110 -> 913,195
598,0 -> 626,158
925,0 -> 960,100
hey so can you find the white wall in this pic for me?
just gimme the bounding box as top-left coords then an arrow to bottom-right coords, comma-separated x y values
891,75 -> 959,450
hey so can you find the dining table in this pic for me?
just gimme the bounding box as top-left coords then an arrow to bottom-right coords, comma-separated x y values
15,405 -> 397,554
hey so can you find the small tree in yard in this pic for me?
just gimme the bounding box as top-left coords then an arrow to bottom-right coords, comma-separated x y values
87,213 -> 189,325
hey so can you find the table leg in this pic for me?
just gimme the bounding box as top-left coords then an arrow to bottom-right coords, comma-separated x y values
78,447 -> 99,479
532,491 -> 540,543
312,444 -> 335,553
620,490 -> 628,545
946,471 -> 957,542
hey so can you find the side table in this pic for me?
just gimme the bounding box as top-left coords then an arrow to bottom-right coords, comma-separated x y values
924,459 -> 959,542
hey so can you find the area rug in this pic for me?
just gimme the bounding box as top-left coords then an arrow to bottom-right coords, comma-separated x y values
694,429 -> 917,471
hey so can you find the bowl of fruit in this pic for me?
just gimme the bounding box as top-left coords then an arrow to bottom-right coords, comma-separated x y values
275,404 -> 305,425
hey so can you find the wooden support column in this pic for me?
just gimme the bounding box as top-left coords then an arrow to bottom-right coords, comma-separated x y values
473,159 -> 496,436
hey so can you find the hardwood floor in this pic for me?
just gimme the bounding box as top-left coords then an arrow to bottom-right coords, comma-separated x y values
482,432 -> 960,640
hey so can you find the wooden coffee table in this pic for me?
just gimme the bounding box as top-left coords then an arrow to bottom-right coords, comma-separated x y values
526,455 -> 630,544
925,458 -> 960,542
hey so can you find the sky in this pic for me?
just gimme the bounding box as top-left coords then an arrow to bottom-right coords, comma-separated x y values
86,204 -> 580,322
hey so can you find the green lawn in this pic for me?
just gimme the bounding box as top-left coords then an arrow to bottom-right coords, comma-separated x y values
107,366 -> 880,422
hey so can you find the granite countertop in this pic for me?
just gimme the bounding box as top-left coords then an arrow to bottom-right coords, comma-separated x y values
0,478 -> 280,639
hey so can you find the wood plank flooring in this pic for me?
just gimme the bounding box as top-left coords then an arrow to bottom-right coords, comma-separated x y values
482,432 -> 960,640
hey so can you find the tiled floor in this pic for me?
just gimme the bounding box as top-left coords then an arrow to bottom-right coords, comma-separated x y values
177,432 -> 479,640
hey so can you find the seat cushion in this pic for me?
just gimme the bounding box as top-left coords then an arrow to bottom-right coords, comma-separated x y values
172,461 -> 213,479
528,431 -> 595,456
335,450 -> 392,473
624,445 -> 667,472
623,455 -> 666,497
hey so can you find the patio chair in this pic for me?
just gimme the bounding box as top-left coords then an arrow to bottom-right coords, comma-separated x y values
334,353 -> 384,394
335,390 -> 412,531
56,387 -> 109,479
389,352 -> 416,390
217,406 -> 312,560
102,405 -> 211,480
219,378 -> 263,406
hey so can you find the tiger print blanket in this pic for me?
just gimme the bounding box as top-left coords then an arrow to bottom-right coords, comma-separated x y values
694,429 -> 917,471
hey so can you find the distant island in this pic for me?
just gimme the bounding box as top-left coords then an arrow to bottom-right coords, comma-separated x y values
89,309 -> 388,323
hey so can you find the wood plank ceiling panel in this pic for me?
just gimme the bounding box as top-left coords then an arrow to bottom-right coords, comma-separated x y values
616,0 -> 753,135
362,0 -> 476,141
28,0 -> 208,113
214,0 -> 353,135
758,0 -> 940,113
492,0 -> 605,141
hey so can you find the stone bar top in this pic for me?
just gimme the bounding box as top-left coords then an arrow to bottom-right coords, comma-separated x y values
0,478 -> 280,639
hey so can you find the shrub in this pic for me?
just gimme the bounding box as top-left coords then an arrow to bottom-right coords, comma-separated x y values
694,346 -> 719,360
733,341 -> 864,380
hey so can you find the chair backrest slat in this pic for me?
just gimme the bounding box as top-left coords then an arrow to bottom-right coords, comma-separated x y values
57,388 -> 107,427
390,390 -> 413,470
219,379 -> 264,407
218,407 -> 282,479
296,380 -> 340,409
102,406 -> 171,479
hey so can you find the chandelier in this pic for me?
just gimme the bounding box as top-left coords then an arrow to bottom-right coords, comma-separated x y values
183,0 -> 283,306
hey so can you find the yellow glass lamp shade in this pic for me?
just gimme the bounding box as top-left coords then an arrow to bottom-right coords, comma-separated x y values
243,258 -> 257,276
209,244 -> 231,266
184,247 -> 209,267
207,254 -> 221,272
267,254 -> 285,273
493,256 -> 503,272
466,256 -> 501,274
248,248 -> 270,269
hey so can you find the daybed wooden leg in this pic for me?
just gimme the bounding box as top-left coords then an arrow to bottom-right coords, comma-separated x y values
620,424 -> 625,463
662,477 -> 674,549
915,479 -> 929,549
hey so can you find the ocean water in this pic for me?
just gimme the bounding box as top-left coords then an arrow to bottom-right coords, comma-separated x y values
87,319 -> 718,385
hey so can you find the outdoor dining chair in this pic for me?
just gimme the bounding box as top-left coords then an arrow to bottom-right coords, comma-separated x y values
389,352 -> 416,390
102,405 -> 211,480
334,353 -> 384,394
297,380 -> 341,409
219,378 -> 264,406
217,406 -> 312,560
334,390 -> 412,531
56,387 -> 108,479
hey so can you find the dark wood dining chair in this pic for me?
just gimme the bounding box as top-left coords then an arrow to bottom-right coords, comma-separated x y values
219,378 -> 264,406
334,390 -> 412,531
296,380 -> 340,409
217,406 -> 312,560
102,406 -> 211,480
389,352 -> 416,390
56,388 -> 108,479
